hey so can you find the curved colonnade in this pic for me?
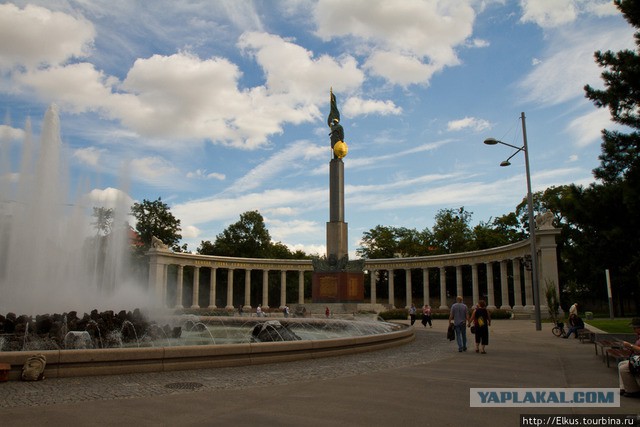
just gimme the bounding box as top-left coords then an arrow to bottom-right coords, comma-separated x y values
148,227 -> 561,314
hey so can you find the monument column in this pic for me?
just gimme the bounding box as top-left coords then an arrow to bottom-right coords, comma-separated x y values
500,260 -> 510,310
208,267 -> 217,309
298,270 -> 305,304
262,270 -> 270,309
370,270 -> 377,304
486,262 -> 496,310
512,258 -> 524,310
471,263 -> 479,306
191,266 -> 200,309
226,268 -> 234,309
439,267 -> 448,309
405,269 -> 412,308
244,269 -> 252,310
280,270 -> 287,308
422,268 -> 430,307
176,264 -> 184,309
388,269 -> 395,308
456,265 -> 463,299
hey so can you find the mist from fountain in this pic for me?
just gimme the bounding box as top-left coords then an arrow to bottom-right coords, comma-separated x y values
0,104 -> 151,315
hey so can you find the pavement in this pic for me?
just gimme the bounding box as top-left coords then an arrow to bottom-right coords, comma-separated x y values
0,319 -> 638,427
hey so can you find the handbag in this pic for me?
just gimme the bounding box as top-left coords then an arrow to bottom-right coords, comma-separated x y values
629,354 -> 640,375
447,323 -> 455,341
470,325 -> 476,334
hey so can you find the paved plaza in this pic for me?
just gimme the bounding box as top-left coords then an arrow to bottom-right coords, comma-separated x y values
0,319 -> 638,426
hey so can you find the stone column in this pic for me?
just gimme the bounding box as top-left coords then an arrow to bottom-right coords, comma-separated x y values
524,262 -> 534,311
456,265 -> 463,299
244,269 -> 252,310
422,268 -> 430,307
298,270 -> 305,304
161,264 -> 168,308
208,267 -> 217,309
147,254 -> 166,307
500,260 -> 510,310
262,270 -> 270,309
225,268 -> 234,309
439,266 -> 448,310
280,270 -> 287,309
471,264 -> 479,306
486,262 -> 496,310
512,258 -> 524,310
370,270 -> 377,304
405,268 -> 412,308
388,269 -> 395,308
175,264 -> 184,309
538,228 -> 560,315
191,266 -> 200,309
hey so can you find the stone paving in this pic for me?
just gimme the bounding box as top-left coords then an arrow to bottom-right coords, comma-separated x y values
0,322 -> 448,408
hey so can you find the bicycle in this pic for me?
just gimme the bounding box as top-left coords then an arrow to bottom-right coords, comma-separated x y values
551,320 -> 566,337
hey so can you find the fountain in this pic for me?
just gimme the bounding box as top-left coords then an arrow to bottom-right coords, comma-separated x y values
0,106 -> 414,380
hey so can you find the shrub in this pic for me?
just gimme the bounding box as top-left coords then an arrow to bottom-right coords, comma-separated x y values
379,308 -> 409,320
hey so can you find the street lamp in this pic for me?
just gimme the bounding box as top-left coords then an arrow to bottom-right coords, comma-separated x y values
484,112 -> 542,331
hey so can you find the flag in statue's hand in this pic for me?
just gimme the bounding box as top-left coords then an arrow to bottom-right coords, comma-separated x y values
327,90 -> 340,127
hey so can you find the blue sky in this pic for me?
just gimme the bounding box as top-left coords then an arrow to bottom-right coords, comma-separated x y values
0,0 -> 634,257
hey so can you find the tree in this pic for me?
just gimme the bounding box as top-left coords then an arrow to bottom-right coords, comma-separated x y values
215,210 -> 270,258
431,207 -> 474,254
130,197 -> 182,252
577,0 -> 640,314
584,0 -> 640,183
91,207 -> 114,236
356,225 -> 429,259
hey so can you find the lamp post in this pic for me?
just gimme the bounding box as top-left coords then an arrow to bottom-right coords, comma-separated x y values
484,112 -> 541,331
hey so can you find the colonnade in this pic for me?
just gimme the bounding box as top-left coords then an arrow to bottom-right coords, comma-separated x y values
147,227 -> 560,313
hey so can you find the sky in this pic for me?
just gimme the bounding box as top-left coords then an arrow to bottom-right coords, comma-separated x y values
0,0 -> 635,258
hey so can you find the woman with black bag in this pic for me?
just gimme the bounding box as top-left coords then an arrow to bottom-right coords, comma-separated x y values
469,300 -> 490,354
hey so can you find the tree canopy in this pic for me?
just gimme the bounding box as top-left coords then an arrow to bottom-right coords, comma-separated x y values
130,197 -> 182,252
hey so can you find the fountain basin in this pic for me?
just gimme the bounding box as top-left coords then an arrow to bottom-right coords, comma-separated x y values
0,319 -> 414,379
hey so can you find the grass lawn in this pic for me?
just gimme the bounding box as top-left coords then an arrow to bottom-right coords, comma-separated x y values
584,318 -> 636,333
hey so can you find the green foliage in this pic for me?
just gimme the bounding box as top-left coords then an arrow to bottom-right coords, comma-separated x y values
378,308 -> 409,320
198,210 -> 310,259
431,207 -> 474,254
544,280 -> 560,322
91,207 -> 114,236
130,197 -> 182,252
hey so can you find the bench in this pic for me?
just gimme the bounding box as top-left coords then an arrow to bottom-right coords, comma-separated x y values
578,328 -> 594,343
605,348 -> 632,368
594,339 -> 618,361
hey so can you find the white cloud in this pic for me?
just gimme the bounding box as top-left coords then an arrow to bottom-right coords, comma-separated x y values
0,124 -> 25,141
565,108 -> 609,148
314,0 -> 476,85
447,117 -> 491,132
182,225 -> 201,239
84,187 -> 134,208
129,156 -> 180,182
186,169 -> 226,180
0,3 -> 95,70
520,0 -> 577,28
518,25 -> 634,106
73,147 -> 105,166
342,96 -> 402,117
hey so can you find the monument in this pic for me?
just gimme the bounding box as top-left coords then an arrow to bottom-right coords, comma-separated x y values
312,90 -> 365,303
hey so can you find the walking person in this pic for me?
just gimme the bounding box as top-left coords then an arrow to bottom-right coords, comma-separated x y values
409,303 -> 417,325
421,304 -> 432,328
449,296 -> 469,352
469,300 -> 491,354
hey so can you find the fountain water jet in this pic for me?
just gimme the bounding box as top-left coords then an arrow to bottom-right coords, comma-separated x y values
0,105 -> 150,314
